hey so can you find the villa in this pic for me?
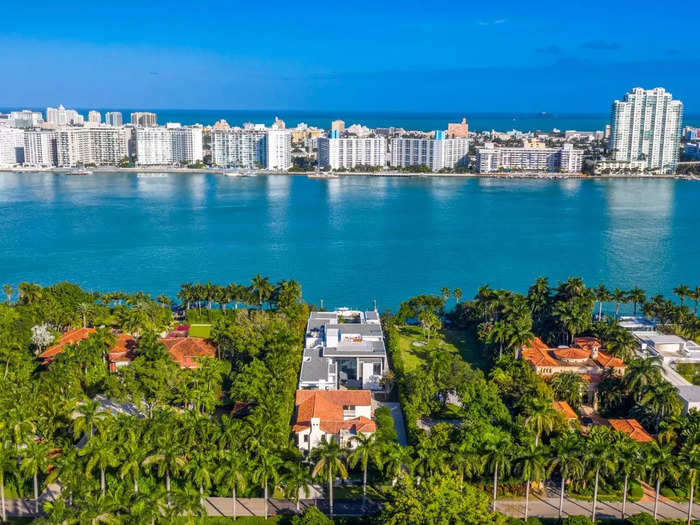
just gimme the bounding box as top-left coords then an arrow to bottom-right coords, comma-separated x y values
519,336 -> 625,406
299,309 -> 388,390
158,337 -> 217,368
632,331 -> 700,364
607,418 -> 653,442
292,389 -> 376,452
38,327 -> 96,365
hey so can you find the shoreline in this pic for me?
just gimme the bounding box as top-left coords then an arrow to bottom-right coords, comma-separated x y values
0,166 -> 693,180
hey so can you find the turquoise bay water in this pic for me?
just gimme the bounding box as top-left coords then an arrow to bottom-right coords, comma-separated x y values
0,172 -> 698,309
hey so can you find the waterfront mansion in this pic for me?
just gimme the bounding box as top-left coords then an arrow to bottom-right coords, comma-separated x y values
298,309 -> 388,390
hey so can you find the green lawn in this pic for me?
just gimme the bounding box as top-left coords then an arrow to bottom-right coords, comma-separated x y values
188,324 -> 212,338
397,325 -> 487,372
676,363 -> 700,386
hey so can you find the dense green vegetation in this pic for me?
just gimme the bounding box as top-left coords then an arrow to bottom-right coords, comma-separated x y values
1,277 -> 700,524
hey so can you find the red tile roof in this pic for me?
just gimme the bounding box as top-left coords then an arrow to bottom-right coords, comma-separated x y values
553,347 -> 590,360
553,401 -> 578,420
158,337 -> 216,368
292,390 -> 376,434
521,337 -> 558,367
594,351 -> 625,369
39,328 -> 97,362
607,419 -> 653,442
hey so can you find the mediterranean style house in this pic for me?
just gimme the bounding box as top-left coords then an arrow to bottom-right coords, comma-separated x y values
292,390 -> 376,452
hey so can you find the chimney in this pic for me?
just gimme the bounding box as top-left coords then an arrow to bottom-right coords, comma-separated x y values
590,343 -> 599,360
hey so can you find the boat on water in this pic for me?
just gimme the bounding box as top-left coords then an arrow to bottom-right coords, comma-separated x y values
307,172 -> 339,179
223,169 -> 257,177
68,170 -> 93,176
137,173 -> 168,178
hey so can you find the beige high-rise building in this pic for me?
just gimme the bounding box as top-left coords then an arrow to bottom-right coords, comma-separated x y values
447,117 -> 469,138
88,110 -> 101,124
130,112 -> 158,127
331,120 -> 345,133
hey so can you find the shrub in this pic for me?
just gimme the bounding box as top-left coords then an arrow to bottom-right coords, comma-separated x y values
375,406 -> 398,443
660,486 -> 676,499
562,516 -> 594,525
626,513 -> 656,525
628,480 -> 644,501
290,506 -> 333,525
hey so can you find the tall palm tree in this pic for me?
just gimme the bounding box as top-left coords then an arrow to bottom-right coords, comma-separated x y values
640,381 -> 682,431
312,438 -> 348,518
515,440 -> 548,521
0,445 -> 15,522
282,459 -> 314,512
610,288 -> 627,318
691,287 -> 700,315
214,449 -> 247,520
119,434 -> 147,493
674,284 -> 691,306
250,275 -> 273,309
187,449 -> 214,509
2,284 -> 13,303
449,441 -> 484,490
647,441 -> 679,520
624,357 -> 662,401
523,397 -> 560,446
142,438 -> 187,496
80,434 -> 119,493
381,442 -> 412,484
19,440 -> 50,515
77,302 -> 93,328
72,399 -> 108,439
595,284 -> 611,320
616,435 -> 643,521
605,329 -> 637,362
440,287 -> 450,302
251,448 -> 282,519
483,434 -> 513,512
585,426 -> 617,522
680,442 -> 700,525
548,433 -> 584,519
627,287 -> 646,316
486,321 -> 509,360
453,288 -> 463,303
348,433 -> 383,507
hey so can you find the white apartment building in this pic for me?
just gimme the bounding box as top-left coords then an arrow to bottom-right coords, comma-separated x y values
390,133 -> 469,170
266,128 -> 292,170
0,128 -> 26,166
318,136 -> 387,170
130,112 -> 157,127
476,143 -> 583,173
24,131 -> 57,167
104,112 -> 123,127
609,87 -> 683,174
55,127 -> 130,166
9,110 -> 43,129
135,126 -> 203,165
88,110 -> 101,124
46,105 -> 84,126
210,128 -> 266,168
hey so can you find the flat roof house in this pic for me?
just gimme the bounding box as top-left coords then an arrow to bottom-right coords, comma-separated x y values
299,309 -> 388,390
292,390 -> 376,452
633,331 -> 700,363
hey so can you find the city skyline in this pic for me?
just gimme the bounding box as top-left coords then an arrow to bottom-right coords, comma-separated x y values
2,1 -> 700,112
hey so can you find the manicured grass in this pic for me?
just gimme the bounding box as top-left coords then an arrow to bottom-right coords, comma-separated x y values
397,325 -> 487,372
676,362 -> 700,385
188,323 -> 212,338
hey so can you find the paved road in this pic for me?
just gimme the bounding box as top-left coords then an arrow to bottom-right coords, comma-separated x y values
496,490 -> 700,520
375,401 -> 408,446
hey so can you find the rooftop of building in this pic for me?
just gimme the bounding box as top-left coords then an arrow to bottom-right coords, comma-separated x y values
521,336 -> 624,371
292,390 -> 375,435
607,418 -> 653,442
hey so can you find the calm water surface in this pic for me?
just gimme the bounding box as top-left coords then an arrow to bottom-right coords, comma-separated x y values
0,172 -> 698,309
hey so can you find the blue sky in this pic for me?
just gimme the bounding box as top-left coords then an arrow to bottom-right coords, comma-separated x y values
2,1 -> 699,112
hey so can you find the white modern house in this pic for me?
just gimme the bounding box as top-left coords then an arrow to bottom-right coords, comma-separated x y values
299,309 -> 388,390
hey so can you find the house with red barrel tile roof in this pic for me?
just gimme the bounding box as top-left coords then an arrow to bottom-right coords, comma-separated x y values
158,337 -> 216,368
607,418 -> 653,442
292,390 -> 376,452
38,328 -> 97,365
518,336 -> 625,407
107,334 -> 137,372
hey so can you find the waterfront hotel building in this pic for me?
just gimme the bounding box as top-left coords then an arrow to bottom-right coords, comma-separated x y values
390,132 -> 469,171
609,87 -> 683,174
476,143 -> 583,173
317,132 -> 387,170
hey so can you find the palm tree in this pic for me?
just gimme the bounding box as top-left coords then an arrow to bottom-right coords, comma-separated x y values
2,284 -> 13,303
142,438 -> 187,496
616,435 -> 643,521
647,441 -> 679,519
550,372 -> 585,409
440,287 -> 450,302
516,439 -> 548,521
348,433 -> 382,508
77,302 -> 93,328
282,460 -> 314,512
624,357 -> 662,401
483,434 -> 513,512
119,434 -> 147,493
312,437 -> 348,518
72,399 -> 108,439
80,434 -> 119,493
0,445 -> 15,522
486,321 -> 509,360
251,448 -> 282,519
453,288 -> 463,303
680,442 -> 700,525
214,449 -> 247,520
674,284 -> 691,306
595,284 -> 611,320
523,397 -> 560,446
627,287 -> 646,316
19,440 -> 50,515
250,275 -> 273,309
691,287 -> 700,315
548,433 -> 584,519
585,426 -> 617,522
381,442 -> 412,484
606,329 -> 637,362
640,381 -> 682,431
611,288 -> 627,318
187,449 -> 214,508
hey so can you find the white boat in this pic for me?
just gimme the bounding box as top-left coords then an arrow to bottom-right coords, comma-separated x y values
223,169 -> 257,177
69,170 -> 93,176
